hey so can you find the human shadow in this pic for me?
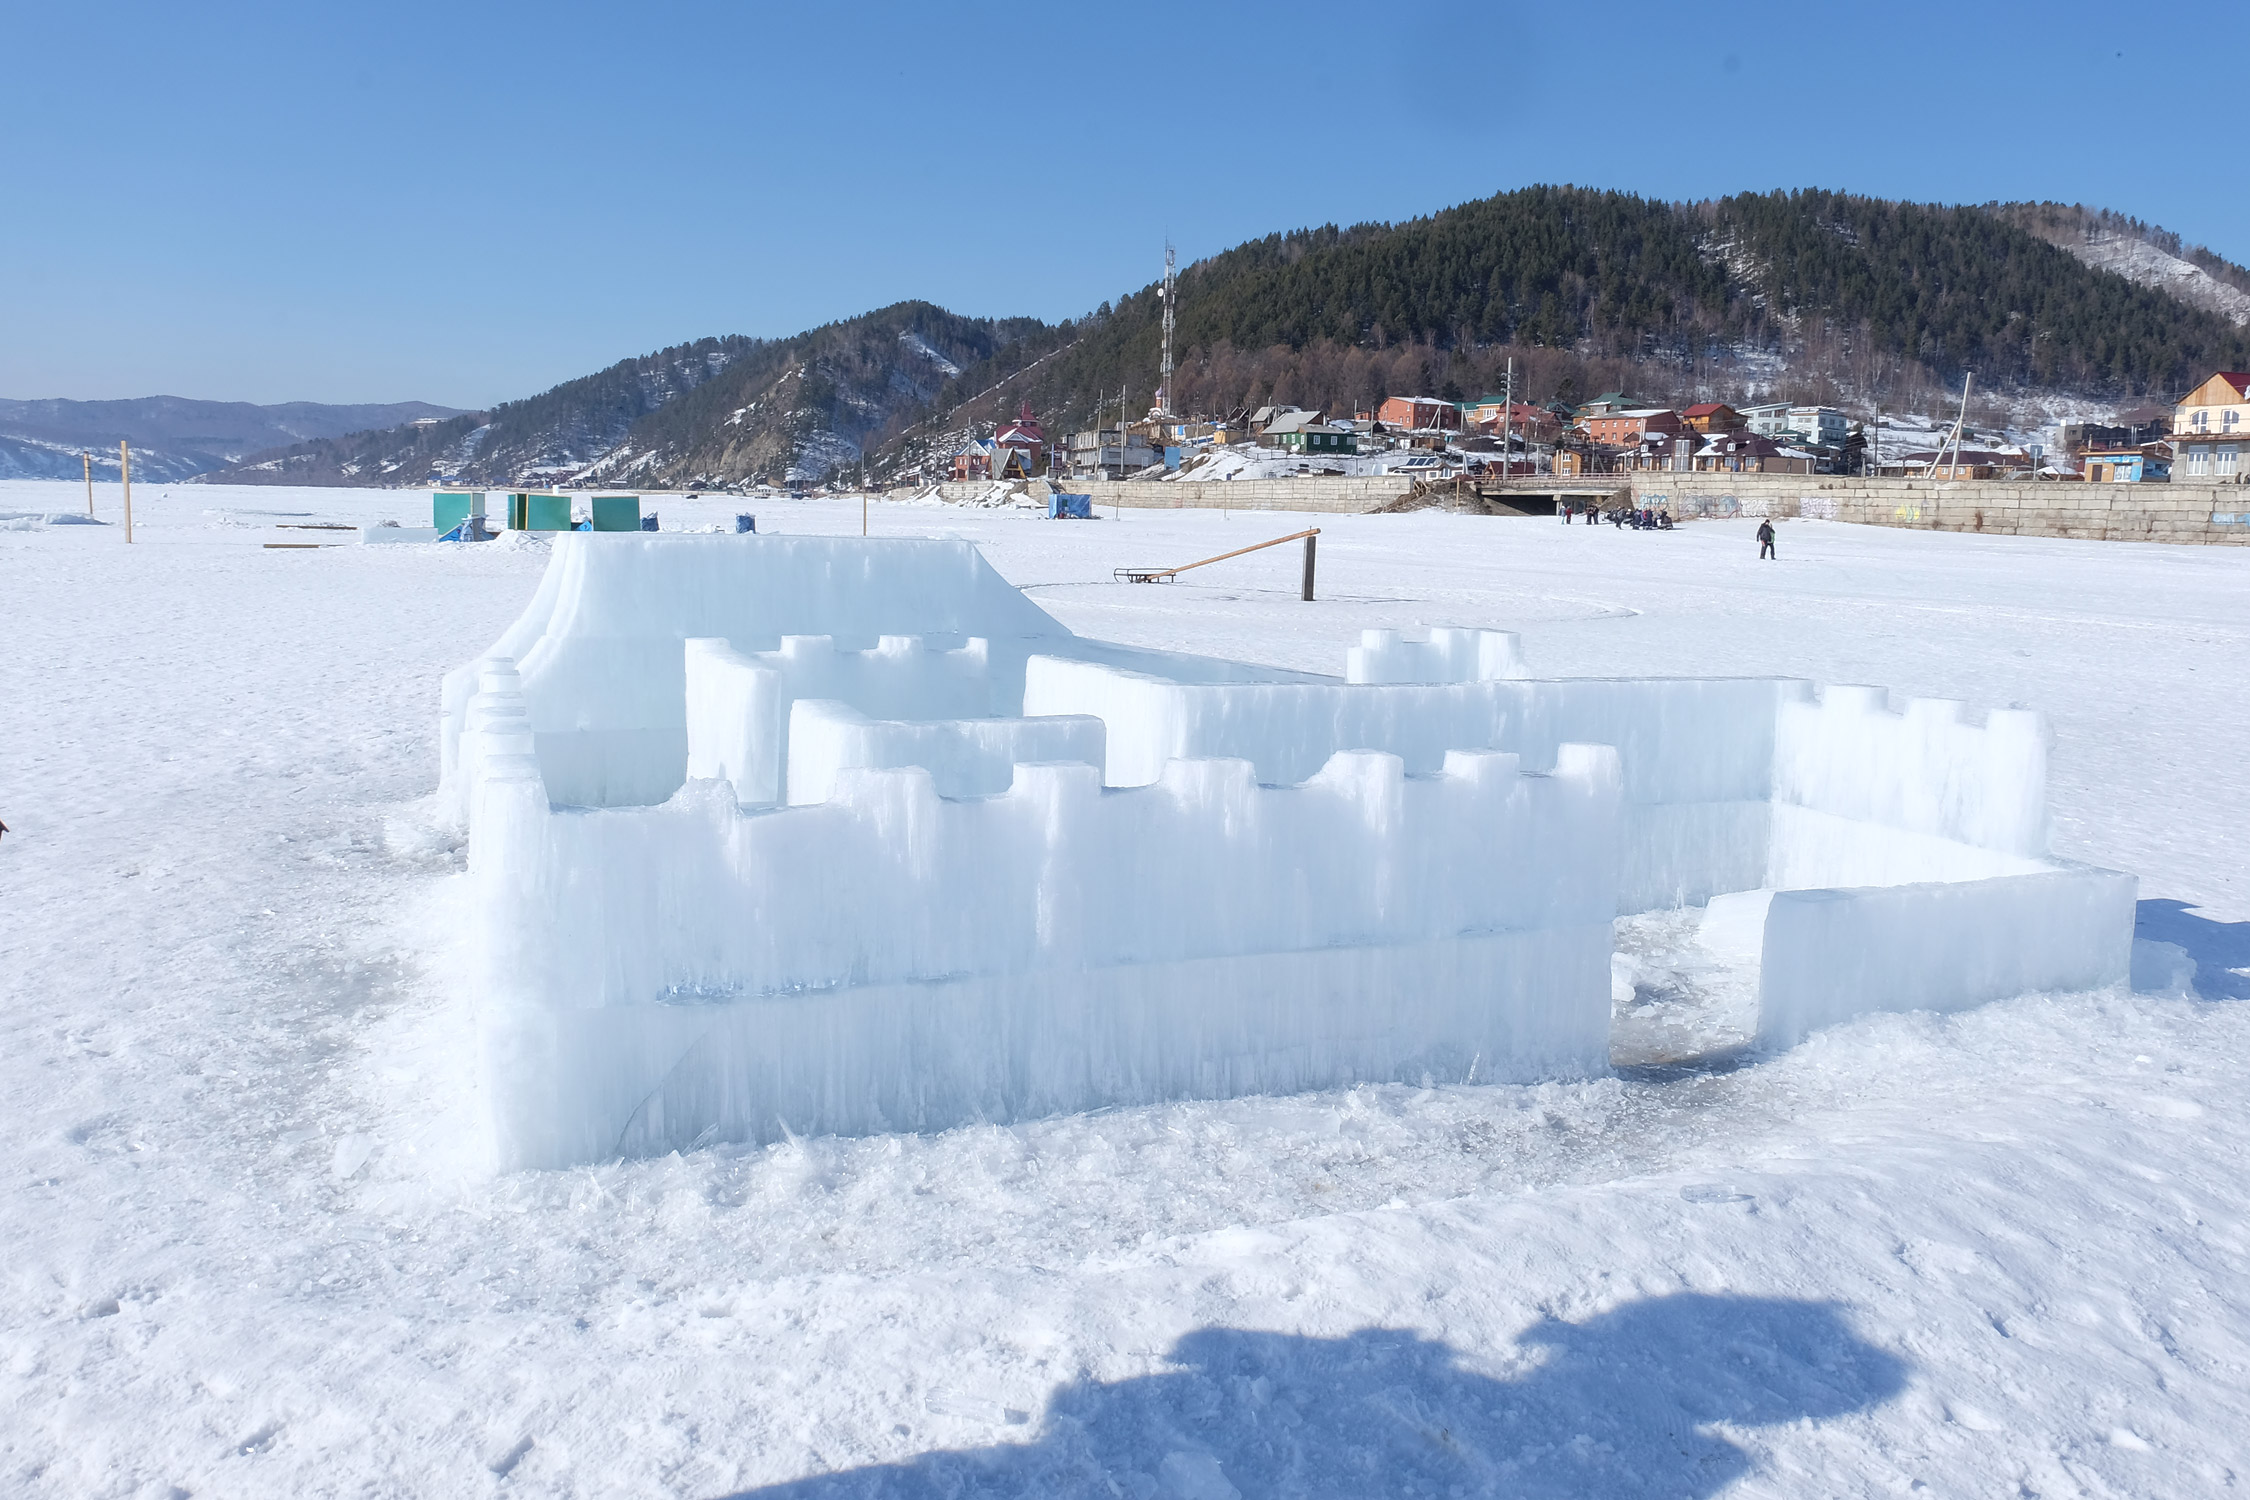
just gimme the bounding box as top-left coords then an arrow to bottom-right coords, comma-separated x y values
725,1292 -> 1907,1499
2137,898 -> 2250,1000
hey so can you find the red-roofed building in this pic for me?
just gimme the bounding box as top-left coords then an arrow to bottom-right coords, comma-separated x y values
1581,408 -> 1686,448
993,401 -> 1047,475
1377,396 -> 1462,432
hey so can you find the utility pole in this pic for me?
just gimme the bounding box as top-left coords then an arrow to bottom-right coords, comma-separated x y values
1499,357 -> 1515,479
83,452 -> 94,515
120,439 -> 133,543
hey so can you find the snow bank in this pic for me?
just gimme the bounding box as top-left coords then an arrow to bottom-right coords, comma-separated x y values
440,534 -> 2137,1167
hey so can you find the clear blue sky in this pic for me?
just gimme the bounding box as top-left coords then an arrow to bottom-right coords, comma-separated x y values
1,0 -> 2209,409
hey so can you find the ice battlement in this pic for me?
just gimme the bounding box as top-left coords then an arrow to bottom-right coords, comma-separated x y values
441,533 -> 2133,1170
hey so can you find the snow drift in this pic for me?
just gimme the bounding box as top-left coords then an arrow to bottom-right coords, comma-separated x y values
441,533 -> 2134,1169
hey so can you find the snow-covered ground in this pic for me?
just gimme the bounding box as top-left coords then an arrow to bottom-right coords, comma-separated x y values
3,479 -> 2247,1498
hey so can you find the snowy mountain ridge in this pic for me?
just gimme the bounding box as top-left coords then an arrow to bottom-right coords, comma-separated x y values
201,189 -> 2250,489
0,395 -> 463,481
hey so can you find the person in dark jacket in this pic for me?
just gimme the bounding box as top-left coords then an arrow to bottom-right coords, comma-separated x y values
1757,518 -> 1777,559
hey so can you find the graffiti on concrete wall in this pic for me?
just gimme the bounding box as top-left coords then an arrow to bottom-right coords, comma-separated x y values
1800,496 -> 1839,520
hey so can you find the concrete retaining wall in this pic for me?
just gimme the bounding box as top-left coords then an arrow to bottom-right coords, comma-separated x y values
909,473 -> 2250,544
1060,477 -> 1415,513
910,477 -> 1413,514
1610,474 -> 2250,546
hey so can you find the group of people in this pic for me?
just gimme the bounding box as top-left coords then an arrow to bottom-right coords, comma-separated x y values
1561,501 -> 1674,530
1554,501 -> 1780,558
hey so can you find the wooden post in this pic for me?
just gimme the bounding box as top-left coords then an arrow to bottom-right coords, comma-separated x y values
120,439 -> 133,543
83,452 -> 94,515
1301,532 -> 1316,602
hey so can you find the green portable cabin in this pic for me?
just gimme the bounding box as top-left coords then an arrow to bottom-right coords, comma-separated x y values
432,491 -> 485,533
589,495 -> 641,531
507,492 -> 572,531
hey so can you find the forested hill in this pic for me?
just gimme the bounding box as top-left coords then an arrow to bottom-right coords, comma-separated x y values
201,187 -> 2250,489
927,188 -> 2250,454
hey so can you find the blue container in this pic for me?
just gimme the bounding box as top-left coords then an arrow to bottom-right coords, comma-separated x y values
735,514 -> 757,533
639,514 -> 659,532
1048,493 -> 1094,520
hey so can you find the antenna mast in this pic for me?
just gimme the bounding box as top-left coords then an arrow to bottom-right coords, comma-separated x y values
1158,243 -> 1176,417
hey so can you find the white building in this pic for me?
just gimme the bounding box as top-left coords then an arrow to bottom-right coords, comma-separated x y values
1742,403 -> 1848,448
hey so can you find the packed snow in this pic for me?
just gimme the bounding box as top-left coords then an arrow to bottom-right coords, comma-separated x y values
2,477 -> 2247,1497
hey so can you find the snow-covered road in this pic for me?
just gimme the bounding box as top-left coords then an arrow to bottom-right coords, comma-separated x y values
2,481 -> 2245,1497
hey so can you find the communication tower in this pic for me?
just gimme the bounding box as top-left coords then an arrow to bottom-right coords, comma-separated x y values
1158,243 -> 1176,416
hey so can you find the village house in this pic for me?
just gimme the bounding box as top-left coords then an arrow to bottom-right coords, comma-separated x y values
2173,372 -> 2250,481
1581,407 -> 1687,448
1067,427 -> 1159,478
1680,402 -> 1744,435
1467,399 -> 1558,442
993,402 -> 1046,476
1250,405 -> 1316,441
2081,444 -> 2171,483
1376,396 -> 1462,433
1741,403 -> 1848,448
950,439 -> 994,482
1272,420 -> 1359,456
1694,431 -> 1813,475
1257,408 -> 1328,447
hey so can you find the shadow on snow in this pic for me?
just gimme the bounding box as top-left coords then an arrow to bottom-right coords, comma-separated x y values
725,1292 -> 1907,1499
2138,897 -> 2250,1000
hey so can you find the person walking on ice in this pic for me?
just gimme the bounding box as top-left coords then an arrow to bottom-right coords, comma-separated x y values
1757,518 -> 1777,560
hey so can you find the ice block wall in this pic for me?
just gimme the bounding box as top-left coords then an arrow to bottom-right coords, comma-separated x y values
784,700 -> 1106,804
440,533 -> 1077,813
1756,866 -> 2137,1049
1023,659 -> 1791,909
472,743 -> 1623,1169
438,535 -> 2140,1169
1744,689 -> 2128,1045
1346,627 -> 1530,685
683,633 -> 1000,806
1768,687 -> 2051,887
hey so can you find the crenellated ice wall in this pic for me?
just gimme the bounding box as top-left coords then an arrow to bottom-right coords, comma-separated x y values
784,700 -> 1106,805
682,633 -> 1004,806
469,738 -> 1622,1168
440,533 -> 2138,1169
1346,626 -> 1531,685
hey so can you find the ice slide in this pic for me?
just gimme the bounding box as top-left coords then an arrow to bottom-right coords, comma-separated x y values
441,533 -> 2134,1169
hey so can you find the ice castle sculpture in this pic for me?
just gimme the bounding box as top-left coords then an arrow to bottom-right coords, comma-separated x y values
440,534 -> 2135,1170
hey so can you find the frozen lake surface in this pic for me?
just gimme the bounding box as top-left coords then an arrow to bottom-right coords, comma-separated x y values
2,480 -> 2246,1496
